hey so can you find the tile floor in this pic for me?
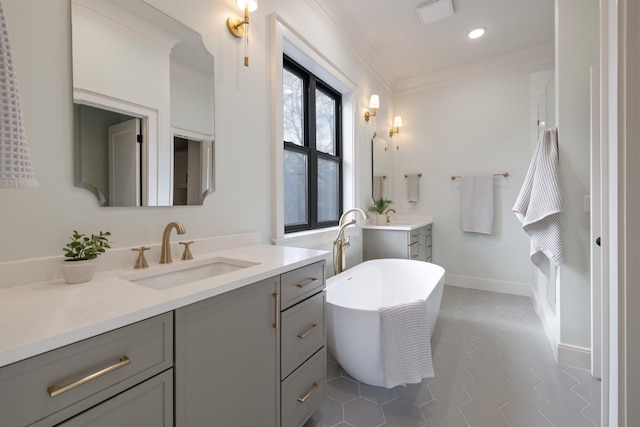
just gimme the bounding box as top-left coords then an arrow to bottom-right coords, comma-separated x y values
304,285 -> 601,427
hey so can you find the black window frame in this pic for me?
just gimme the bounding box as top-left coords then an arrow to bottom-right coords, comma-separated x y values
283,55 -> 343,234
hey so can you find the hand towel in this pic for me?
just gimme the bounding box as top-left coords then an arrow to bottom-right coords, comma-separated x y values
379,299 -> 434,388
460,175 -> 494,234
406,173 -> 419,203
512,128 -> 564,278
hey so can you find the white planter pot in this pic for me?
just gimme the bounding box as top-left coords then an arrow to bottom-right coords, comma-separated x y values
375,213 -> 387,225
61,259 -> 97,284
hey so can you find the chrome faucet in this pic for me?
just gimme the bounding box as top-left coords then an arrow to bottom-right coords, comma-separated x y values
160,221 -> 186,264
333,208 -> 369,275
385,208 -> 396,223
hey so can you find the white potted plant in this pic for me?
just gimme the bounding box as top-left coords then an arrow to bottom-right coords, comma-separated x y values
61,230 -> 112,284
367,198 -> 393,225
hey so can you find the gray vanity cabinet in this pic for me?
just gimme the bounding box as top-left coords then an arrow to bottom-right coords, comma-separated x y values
174,276 -> 280,427
174,260 -> 327,427
363,224 -> 433,262
0,313 -> 173,427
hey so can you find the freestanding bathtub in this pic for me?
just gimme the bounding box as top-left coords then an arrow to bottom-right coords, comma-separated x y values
326,259 -> 445,387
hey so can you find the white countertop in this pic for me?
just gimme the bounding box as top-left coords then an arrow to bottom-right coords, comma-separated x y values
361,215 -> 433,231
0,244 -> 329,368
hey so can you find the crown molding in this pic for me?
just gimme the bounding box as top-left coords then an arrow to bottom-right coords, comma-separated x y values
304,0 -> 397,92
394,43 -> 555,94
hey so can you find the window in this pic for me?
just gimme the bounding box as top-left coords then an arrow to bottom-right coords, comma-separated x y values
283,55 -> 342,233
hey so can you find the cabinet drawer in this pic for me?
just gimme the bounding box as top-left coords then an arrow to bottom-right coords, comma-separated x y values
281,347 -> 326,427
424,223 -> 432,236
56,369 -> 173,427
409,229 -> 419,245
0,313 -> 173,427
281,261 -> 325,310
281,291 -> 325,379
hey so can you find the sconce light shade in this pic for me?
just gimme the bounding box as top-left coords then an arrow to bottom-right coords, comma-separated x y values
364,94 -> 379,122
236,0 -> 258,12
389,115 -> 403,137
227,0 -> 258,66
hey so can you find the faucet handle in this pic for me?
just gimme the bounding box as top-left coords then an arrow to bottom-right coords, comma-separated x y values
179,241 -> 194,260
131,247 -> 150,269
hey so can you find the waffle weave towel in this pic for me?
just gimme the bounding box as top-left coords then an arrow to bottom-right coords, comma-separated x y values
380,299 -> 434,388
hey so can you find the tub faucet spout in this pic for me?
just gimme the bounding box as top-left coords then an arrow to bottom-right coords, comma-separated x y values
160,221 -> 186,264
333,208 -> 369,275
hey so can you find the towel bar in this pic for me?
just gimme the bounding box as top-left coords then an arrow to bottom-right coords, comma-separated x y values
404,173 -> 422,178
451,172 -> 509,181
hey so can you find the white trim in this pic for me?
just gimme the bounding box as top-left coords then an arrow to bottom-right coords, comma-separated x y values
396,43 -> 554,94
558,343 -> 592,370
444,274 -> 532,297
269,13 -> 358,244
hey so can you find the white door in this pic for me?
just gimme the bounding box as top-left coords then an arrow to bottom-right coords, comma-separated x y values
108,118 -> 141,206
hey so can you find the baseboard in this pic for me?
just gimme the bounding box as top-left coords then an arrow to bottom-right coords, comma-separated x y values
557,343 -> 591,370
445,274 -> 533,297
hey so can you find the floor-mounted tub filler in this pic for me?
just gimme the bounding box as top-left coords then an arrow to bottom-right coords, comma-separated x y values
326,259 -> 444,388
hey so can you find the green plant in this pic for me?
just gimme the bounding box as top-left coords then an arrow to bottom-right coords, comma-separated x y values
367,198 -> 393,214
63,230 -> 112,261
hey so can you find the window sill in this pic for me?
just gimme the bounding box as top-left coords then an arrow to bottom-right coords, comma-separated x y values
273,227 -> 339,249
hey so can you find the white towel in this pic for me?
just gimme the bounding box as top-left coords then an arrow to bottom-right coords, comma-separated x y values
406,174 -> 419,203
512,129 -> 564,277
460,175 -> 494,234
379,299 -> 434,388
373,175 -> 382,200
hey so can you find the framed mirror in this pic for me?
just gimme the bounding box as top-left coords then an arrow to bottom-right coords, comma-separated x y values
71,0 -> 215,206
371,134 -> 391,201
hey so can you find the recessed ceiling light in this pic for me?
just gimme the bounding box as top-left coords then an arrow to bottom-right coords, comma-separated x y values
468,27 -> 486,39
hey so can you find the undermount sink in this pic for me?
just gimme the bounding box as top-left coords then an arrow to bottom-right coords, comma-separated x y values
122,257 -> 259,290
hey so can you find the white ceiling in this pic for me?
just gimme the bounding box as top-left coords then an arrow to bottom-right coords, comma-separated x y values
309,0 -> 555,92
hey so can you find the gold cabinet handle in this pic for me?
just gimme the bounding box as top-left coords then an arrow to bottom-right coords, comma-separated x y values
297,323 -> 319,339
296,278 -> 318,289
272,293 -> 280,329
297,382 -> 319,403
47,356 -> 131,398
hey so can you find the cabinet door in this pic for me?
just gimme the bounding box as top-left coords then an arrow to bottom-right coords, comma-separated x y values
175,277 -> 279,427
57,370 -> 173,427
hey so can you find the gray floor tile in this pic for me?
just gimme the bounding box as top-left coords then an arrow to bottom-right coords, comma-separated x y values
463,380 -> 509,408
420,399 -> 469,427
344,397 -> 385,427
542,402 -> 599,427
326,376 -> 361,403
501,402 -> 554,427
310,286 -> 600,427
382,398 -> 427,427
459,401 -> 511,427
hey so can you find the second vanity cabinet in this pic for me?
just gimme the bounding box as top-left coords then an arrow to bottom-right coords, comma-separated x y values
174,260 -> 326,427
363,223 -> 433,262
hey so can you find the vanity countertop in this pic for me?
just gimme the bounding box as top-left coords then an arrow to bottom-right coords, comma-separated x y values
361,215 -> 433,231
0,244 -> 328,368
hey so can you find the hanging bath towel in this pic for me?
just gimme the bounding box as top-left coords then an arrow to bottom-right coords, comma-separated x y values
512,129 -> 564,278
379,299 -> 434,388
460,175 -> 494,234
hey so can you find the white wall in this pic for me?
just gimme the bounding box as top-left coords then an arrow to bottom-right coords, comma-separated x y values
393,62 -> 551,289
0,0 -> 389,265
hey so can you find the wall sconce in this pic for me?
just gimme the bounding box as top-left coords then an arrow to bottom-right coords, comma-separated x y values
364,95 -> 379,122
389,116 -> 403,137
227,0 -> 258,67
